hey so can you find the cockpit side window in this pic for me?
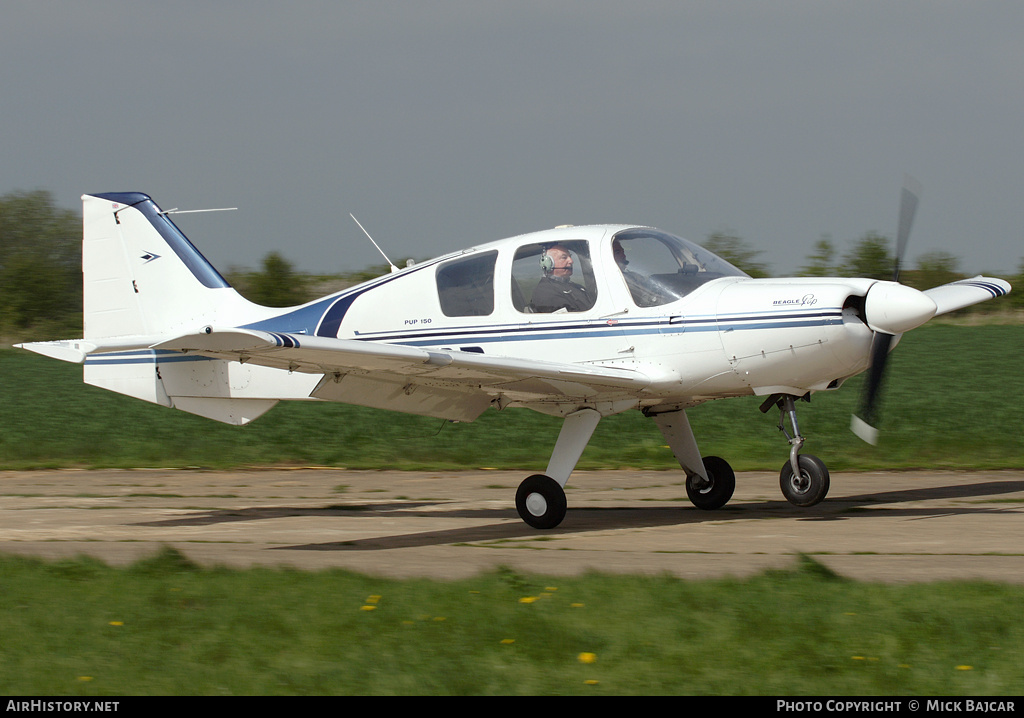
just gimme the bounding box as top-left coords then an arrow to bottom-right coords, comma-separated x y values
612,229 -> 747,306
436,250 -> 498,317
511,240 -> 597,313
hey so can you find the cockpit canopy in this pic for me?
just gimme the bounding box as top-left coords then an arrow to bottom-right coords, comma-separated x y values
435,226 -> 748,318
609,228 -> 748,307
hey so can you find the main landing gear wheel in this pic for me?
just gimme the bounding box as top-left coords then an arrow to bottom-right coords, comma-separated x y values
516,474 -> 567,529
779,454 -> 830,507
686,456 -> 736,510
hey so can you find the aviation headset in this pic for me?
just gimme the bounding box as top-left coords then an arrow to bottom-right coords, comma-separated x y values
540,249 -> 554,273
540,245 -> 571,273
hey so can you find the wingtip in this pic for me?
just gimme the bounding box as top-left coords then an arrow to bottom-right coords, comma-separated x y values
850,414 -> 879,445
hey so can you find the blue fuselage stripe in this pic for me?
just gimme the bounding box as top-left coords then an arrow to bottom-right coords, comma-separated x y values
352,311 -> 844,347
83,310 -> 845,364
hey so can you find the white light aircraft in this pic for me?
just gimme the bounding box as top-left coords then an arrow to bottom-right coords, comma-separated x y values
18,186 -> 1010,528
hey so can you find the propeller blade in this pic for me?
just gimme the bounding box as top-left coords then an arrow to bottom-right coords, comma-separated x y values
852,331 -> 894,444
892,175 -> 921,282
852,176 -> 921,444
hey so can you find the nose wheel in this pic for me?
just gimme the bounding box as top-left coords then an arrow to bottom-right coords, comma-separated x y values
761,393 -> 831,507
779,454 -> 830,507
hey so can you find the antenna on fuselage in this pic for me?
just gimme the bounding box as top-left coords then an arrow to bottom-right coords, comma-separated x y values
158,207 -> 238,216
349,213 -> 399,273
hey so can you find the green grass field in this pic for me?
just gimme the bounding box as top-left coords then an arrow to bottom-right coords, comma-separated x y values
2,325 -> 1022,471
2,325 -> 1023,696
1,549 -> 1022,696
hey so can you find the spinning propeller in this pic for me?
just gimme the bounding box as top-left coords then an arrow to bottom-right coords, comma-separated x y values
851,177 -> 934,445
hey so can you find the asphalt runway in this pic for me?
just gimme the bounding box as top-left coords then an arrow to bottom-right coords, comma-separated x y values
1,468 -> 1022,582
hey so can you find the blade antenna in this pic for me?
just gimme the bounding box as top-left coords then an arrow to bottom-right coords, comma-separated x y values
350,213 -> 399,273
159,207 -> 238,216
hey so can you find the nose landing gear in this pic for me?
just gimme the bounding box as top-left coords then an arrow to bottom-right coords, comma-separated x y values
760,393 -> 830,507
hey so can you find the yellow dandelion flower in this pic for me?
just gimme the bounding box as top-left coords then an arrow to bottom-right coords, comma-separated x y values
360,605 -> 377,611
956,665 -> 973,671
77,676 -> 94,682
108,621 -> 123,626
584,679 -> 599,685
519,596 -> 537,604
501,638 -> 515,645
571,602 -> 585,608
366,595 -> 381,604
578,652 -> 597,664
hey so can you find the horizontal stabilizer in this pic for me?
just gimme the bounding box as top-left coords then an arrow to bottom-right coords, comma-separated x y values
17,333 -> 183,363
16,340 -> 95,364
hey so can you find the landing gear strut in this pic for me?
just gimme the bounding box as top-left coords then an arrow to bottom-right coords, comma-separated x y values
648,408 -> 735,510
760,393 -> 830,507
513,408 -> 601,529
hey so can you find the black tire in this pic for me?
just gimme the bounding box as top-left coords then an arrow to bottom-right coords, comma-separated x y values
515,474 -> 567,529
779,454 -> 830,507
686,456 -> 736,510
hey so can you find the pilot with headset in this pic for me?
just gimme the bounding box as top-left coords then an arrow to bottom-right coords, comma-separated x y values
531,244 -> 595,313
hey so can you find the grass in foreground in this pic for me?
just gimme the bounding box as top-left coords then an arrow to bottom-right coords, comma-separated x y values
0,548 -> 1021,695
2,325 -> 1023,471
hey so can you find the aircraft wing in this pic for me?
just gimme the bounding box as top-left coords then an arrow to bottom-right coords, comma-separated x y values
153,328 -> 656,422
924,276 -> 1011,316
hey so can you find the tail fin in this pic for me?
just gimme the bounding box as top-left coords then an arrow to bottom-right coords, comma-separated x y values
20,193 -> 292,425
83,192 -> 258,338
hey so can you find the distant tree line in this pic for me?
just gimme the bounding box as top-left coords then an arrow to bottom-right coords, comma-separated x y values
0,190 -> 81,338
2,190 -> 1021,342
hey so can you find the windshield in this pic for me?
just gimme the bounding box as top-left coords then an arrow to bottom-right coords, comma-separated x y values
611,228 -> 748,307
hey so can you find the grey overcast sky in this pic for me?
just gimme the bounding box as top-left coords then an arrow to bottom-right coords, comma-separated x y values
3,1 -> 1022,278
